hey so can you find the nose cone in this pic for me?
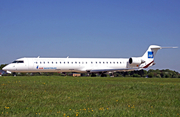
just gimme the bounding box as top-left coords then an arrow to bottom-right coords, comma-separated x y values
2,65 -> 12,71
2,66 -> 12,74
2,66 -> 7,71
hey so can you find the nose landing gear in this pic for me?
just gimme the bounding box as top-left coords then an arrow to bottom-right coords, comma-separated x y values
12,72 -> 17,77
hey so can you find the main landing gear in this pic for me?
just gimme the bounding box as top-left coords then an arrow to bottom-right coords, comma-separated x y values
90,72 -> 107,77
100,73 -> 107,77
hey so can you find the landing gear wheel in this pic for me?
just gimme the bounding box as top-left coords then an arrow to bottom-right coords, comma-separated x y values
12,72 -> 17,77
91,73 -> 96,77
101,74 -> 107,77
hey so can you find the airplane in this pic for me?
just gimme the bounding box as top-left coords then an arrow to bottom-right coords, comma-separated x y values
2,45 -> 177,76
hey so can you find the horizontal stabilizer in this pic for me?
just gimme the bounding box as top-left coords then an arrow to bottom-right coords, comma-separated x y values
161,47 -> 178,49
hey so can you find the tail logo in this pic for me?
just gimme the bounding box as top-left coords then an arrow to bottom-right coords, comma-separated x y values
148,51 -> 154,58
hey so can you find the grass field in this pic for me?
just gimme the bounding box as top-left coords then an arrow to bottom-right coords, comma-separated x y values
0,76 -> 180,117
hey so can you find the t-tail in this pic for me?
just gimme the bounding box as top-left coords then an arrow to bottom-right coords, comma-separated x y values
128,45 -> 177,69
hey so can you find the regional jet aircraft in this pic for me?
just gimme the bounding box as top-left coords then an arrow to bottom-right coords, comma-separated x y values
2,45 -> 177,75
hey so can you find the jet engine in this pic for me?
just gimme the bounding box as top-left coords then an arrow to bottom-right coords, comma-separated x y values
129,57 -> 145,66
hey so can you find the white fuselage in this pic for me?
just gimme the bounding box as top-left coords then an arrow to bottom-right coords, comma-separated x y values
3,57 -> 129,73
3,45 -> 172,73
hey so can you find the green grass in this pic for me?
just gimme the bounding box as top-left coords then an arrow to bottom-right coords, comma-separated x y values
0,76 -> 180,117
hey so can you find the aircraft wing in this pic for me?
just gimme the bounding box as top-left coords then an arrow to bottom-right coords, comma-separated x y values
90,68 -> 138,73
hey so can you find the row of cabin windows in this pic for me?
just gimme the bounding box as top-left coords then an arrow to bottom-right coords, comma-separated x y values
34,61 -> 124,64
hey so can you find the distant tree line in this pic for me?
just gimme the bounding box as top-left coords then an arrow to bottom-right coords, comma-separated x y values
0,64 -> 7,70
0,64 -> 180,78
112,69 -> 180,78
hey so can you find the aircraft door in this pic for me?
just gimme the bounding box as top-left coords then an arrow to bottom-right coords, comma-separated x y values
28,59 -> 34,70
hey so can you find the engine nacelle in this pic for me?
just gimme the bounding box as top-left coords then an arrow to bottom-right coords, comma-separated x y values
129,57 -> 145,66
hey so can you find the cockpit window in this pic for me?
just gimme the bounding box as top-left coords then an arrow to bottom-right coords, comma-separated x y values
12,61 -> 17,63
18,61 -> 24,63
12,61 -> 24,63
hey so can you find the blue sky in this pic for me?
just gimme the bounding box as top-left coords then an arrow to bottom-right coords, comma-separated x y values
0,0 -> 180,72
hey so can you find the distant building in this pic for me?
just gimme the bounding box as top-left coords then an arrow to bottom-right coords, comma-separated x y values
73,73 -> 81,77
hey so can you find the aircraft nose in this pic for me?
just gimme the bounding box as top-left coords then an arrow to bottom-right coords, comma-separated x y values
2,65 -> 11,71
2,64 -> 16,71
2,66 -> 7,71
